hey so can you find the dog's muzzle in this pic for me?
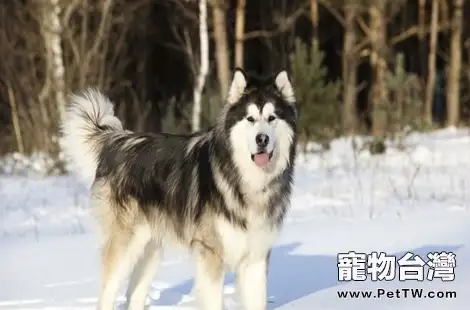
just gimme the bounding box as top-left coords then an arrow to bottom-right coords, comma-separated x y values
252,133 -> 273,168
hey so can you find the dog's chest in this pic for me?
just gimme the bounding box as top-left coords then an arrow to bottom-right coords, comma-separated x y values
215,215 -> 278,270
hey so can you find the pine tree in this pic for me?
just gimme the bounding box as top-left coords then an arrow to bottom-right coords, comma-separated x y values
289,39 -> 341,150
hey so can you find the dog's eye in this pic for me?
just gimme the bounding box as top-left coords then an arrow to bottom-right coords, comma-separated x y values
268,116 -> 276,122
246,116 -> 255,123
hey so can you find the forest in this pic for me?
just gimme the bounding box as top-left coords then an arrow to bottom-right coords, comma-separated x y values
0,0 -> 469,168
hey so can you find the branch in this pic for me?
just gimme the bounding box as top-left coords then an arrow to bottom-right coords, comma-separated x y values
167,0 -> 199,24
169,11 -> 198,73
390,22 -> 450,45
84,0 -> 113,66
356,15 -> 372,38
243,2 -> 309,41
353,22 -> 451,55
183,28 -> 197,78
318,0 -> 345,26
62,0 -> 82,25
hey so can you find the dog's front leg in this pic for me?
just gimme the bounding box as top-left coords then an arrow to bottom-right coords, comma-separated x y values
194,247 -> 224,310
236,251 -> 270,310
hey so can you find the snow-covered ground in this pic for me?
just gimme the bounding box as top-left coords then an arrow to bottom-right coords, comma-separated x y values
1,128 -> 470,310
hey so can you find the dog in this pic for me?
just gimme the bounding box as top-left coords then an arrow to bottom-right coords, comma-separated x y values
60,68 -> 298,310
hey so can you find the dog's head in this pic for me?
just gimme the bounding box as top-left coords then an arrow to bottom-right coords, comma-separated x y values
222,68 -> 298,176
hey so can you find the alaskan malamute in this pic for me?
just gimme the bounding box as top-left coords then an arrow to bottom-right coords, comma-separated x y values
61,69 -> 298,310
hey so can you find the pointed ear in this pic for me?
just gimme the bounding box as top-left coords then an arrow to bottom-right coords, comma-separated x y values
274,70 -> 295,104
227,68 -> 247,105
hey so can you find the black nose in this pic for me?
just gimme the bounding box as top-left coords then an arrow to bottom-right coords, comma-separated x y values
256,133 -> 269,148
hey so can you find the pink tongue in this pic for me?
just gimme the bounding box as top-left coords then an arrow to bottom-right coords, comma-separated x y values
253,153 -> 270,167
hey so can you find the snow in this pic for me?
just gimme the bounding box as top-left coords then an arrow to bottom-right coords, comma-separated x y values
0,152 -> 58,177
1,127 -> 469,310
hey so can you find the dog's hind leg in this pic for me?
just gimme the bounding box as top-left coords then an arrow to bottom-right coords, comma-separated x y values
193,246 -> 224,310
97,226 -> 151,310
125,240 -> 162,310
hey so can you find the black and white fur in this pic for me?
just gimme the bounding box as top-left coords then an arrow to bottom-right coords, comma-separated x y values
60,69 -> 298,310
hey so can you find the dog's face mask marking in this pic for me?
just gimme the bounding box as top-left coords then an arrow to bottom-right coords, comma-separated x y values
225,69 -> 297,172
244,103 -> 276,168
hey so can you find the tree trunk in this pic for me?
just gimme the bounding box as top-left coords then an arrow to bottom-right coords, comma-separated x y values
394,53 -> 405,131
369,0 -> 388,137
418,0 -> 426,40
419,0 -> 426,78
211,0 -> 230,98
424,0 -> 439,126
6,81 -> 24,153
342,1 -> 358,135
192,0 -> 209,132
310,0 -> 319,43
466,39 -> 470,89
234,0 -> 246,68
41,0 -> 66,120
446,0 -> 464,127
38,0 -> 66,158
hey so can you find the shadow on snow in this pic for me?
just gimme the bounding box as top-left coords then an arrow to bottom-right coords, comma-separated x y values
147,242 -> 463,309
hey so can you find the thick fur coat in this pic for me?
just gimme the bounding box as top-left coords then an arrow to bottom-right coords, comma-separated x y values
60,69 -> 298,310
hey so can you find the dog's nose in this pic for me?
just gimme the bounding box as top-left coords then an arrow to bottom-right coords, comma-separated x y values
256,133 -> 269,148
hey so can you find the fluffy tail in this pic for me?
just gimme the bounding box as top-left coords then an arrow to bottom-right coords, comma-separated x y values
60,88 -> 123,187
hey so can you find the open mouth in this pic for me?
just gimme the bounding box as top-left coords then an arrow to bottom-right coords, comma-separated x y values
251,151 -> 274,168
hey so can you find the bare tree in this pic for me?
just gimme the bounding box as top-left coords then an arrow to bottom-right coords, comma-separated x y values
192,0 -> 209,132
234,0 -> 246,68
342,0 -> 358,134
0,1 -> 60,154
321,0 -> 441,135
160,1 -> 199,85
63,0 -> 116,91
369,0 -> 388,136
0,0 -> 149,155
446,0 -> 464,127
39,0 -> 66,119
418,0 -> 426,77
310,0 -> 319,42
210,0 -> 230,98
424,0 -> 439,126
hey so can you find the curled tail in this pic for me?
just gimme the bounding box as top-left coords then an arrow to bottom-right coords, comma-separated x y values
60,88 -> 123,186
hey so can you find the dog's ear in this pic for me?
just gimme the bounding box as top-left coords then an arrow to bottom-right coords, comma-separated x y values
274,70 -> 295,104
227,68 -> 247,105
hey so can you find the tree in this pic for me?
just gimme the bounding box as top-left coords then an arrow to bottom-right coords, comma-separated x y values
234,0 -> 246,68
192,0 -> 209,132
424,0 -> 439,126
39,0 -> 66,120
342,0 -> 358,134
289,39 -> 341,150
369,0 -> 388,137
446,0 -> 464,127
309,0 -> 319,43
210,0 -> 230,98
419,0 -> 427,77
